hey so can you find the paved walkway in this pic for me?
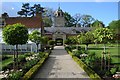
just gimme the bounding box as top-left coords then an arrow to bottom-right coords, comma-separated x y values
33,46 -> 90,79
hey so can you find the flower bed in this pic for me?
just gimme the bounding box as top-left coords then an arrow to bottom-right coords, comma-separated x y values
65,45 -> 119,80
65,46 -> 102,80
22,52 -> 49,80
1,52 -> 50,80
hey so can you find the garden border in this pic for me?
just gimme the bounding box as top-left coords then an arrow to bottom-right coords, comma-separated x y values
22,52 -> 49,80
67,50 -> 102,80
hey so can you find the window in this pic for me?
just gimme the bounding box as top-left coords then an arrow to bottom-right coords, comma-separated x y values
2,21 -> 4,25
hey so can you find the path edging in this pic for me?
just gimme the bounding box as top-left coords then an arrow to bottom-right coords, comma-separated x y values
22,52 -> 49,80
67,51 -> 102,80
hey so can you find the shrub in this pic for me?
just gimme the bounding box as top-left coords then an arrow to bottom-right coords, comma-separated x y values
39,52 -> 45,58
23,53 -> 49,80
72,50 -> 82,58
2,55 -> 10,60
18,55 -> 26,62
24,53 -> 34,57
67,51 -> 101,80
8,71 -> 23,80
48,40 -> 55,45
110,67 -> 118,75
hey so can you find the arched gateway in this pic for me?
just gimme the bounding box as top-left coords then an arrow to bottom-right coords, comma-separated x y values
52,30 -> 66,45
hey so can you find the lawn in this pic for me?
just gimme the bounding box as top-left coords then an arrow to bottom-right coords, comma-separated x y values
87,43 -> 119,64
1,54 -> 25,70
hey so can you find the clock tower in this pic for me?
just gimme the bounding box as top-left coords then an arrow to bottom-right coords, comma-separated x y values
53,7 -> 65,27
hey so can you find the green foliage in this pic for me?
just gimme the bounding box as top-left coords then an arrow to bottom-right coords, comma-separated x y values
85,52 -> 100,70
93,28 -> 114,44
67,51 -> 101,80
108,20 -> 120,34
39,52 -> 45,58
29,30 -> 41,44
2,55 -> 10,60
29,30 -> 42,52
17,3 -> 44,17
73,13 -> 81,27
40,36 -> 49,45
24,53 -> 34,57
64,12 -> 75,27
91,20 -> 105,29
72,50 -> 81,57
23,53 -> 49,80
108,20 -> 120,43
8,71 -> 23,80
81,15 -> 94,27
43,17 -> 52,27
3,23 -> 28,45
110,67 -> 117,75
48,40 -> 55,45
17,3 -> 30,17
77,32 -> 94,50
78,32 -> 94,44
64,36 -> 77,45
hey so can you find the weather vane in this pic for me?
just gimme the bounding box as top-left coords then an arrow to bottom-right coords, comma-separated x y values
58,3 -> 60,9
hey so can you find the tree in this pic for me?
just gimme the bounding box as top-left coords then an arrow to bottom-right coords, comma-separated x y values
40,36 -> 49,49
77,31 -> 94,50
43,17 -> 52,27
29,30 -> 41,53
28,4 -> 45,17
2,23 -> 28,70
17,3 -> 30,17
108,20 -> 120,34
43,7 -> 54,17
91,20 -> 105,29
81,15 -> 94,27
42,7 -> 54,27
108,20 -> 120,42
64,36 -> 77,45
93,28 -> 114,70
64,12 -> 75,27
48,40 -> 55,50
73,13 -> 82,27
17,3 -> 45,17
1,12 -> 9,18
93,28 -> 114,52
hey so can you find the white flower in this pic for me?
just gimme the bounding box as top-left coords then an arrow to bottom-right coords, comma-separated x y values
72,49 -> 78,52
10,69 -> 14,72
5,71 -> 9,74
4,74 -> 8,78
80,54 -> 88,57
0,71 -> 4,74
19,69 -> 22,72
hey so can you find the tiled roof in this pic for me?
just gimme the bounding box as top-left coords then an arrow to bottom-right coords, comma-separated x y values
5,17 -> 42,28
44,27 -> 91,34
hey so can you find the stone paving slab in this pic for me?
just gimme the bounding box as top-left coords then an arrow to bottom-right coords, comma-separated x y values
33,46 -> 90,79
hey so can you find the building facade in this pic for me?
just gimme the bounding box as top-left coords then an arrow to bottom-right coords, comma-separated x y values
0,7 -> 91,53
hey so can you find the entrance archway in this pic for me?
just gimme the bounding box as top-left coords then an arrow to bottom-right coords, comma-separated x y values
55,38 -> 63,46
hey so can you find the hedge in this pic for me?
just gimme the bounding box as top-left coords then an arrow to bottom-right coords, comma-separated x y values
22,52 -> 49,80
68,51 -> 102,80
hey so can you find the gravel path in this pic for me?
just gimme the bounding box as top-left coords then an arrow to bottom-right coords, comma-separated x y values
33,46 -> 90,79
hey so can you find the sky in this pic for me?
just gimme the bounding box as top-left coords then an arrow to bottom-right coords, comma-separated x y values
1,1 -> 119,26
